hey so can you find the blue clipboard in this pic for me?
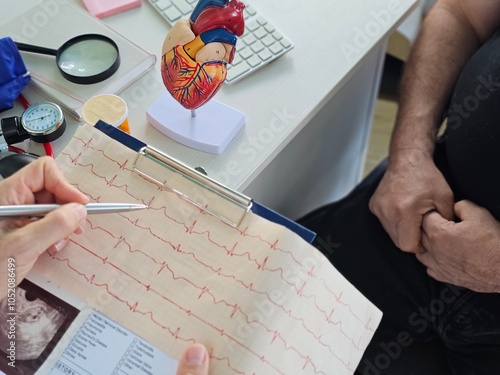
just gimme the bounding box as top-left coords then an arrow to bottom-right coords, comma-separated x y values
94,121 -> 316,243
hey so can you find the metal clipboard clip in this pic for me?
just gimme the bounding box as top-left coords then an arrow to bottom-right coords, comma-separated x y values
132,145 -> 253,227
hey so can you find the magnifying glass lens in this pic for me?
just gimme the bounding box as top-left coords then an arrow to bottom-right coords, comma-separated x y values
58,39 -> 118,77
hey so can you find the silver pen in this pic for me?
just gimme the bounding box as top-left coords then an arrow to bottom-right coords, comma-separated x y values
0,203 -> 148,219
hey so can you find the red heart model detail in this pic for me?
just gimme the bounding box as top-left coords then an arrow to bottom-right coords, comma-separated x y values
162,44 -> 227,110
192,0 -> 245,37
161,0 -> 245,110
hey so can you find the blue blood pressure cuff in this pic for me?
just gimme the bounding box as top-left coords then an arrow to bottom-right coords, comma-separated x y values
0,36 -> 30,111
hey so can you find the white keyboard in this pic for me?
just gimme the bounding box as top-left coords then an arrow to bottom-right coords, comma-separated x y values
147,0 -> 294,84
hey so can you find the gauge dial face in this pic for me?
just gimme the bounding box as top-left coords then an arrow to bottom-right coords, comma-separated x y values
21,102 -> 64,135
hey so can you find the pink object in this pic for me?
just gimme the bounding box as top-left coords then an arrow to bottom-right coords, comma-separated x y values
82,0 -> 141,18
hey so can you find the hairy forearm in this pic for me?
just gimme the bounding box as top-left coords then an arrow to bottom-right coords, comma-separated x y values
389,3 -> 481,159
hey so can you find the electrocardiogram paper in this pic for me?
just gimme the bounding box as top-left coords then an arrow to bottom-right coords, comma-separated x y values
33,123 -> 382,375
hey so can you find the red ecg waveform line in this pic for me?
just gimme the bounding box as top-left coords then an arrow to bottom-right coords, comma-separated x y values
49,135 -> 378,374
67,137 -> 374,325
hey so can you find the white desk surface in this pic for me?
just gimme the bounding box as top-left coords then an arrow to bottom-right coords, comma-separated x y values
0,0 -> 417,209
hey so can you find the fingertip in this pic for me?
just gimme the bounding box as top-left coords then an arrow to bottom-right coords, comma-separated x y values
185,343 -> 207,366
423,209 -> 438,220
74,217 -> 87,235
176,343 -> 209,375
454,199 -> 475,214
52,238 -> 69,252
59,185 -> 89,205
72,190 -> 90,205
396,235 -> 421,254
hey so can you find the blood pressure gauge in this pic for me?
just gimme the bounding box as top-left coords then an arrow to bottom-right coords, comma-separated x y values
0,101 -> 66,144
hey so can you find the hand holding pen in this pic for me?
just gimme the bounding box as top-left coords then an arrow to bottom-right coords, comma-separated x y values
0,157 -> 142,298
0,156 -> 213,375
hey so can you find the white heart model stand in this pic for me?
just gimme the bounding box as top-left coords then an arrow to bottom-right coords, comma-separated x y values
147,91 -> 245,154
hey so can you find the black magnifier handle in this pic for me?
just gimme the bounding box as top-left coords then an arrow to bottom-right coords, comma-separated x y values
14,42 -> 57,56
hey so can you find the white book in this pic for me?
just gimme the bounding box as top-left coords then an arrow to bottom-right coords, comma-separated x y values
0,1 -> 156,119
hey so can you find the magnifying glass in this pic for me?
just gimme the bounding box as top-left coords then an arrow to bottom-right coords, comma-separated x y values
15,34 -> 120,84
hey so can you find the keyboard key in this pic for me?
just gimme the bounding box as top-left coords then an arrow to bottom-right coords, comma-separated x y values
256,16 -> 267,26
264,24 -> 275,33
269,43 -> 284,55
261,34 -> 276,47
155,0 -> 173,10
242,33 -> 256,46
247,54 -> 262,68
239,47 -> 253,60
164,7 -> 182,22
246,20 -> 259,32
272,30 -> 283,41
227,61 -> 250,77
253,27 -> 267,40
258,49 -> 273,61
245,5 -> 257,17
175,0 -> 193,15
250,40 -> 264,53
280,39 -> 292,49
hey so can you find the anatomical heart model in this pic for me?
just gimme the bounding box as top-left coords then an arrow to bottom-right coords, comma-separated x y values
161,0 -> 245,110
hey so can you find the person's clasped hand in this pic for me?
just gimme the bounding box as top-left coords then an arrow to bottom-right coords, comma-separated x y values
417,200 -> 500,293
369,149 -> 455,253
0,156 -> 88,297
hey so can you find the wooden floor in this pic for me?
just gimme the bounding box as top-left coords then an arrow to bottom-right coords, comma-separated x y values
363,98 -> 398,176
